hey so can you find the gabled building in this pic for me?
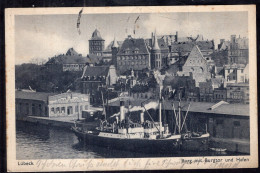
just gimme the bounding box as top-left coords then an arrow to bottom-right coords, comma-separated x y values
228,35 -> 249,65
178,45 -> 211,87
81,65 -> 117,104
224,63 -> 248,83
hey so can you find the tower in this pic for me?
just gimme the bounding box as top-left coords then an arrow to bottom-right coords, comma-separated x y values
151,31 -> 161,70
89,29 -> 105,56
111,37 -> 119,68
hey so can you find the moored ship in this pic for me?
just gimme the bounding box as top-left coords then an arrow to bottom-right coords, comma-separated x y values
72,85 -> 209,154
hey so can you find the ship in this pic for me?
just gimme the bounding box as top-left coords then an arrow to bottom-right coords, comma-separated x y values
71,85 -> 209,154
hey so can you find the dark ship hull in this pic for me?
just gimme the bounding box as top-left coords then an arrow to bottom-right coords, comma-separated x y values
72,127 -> 209,154
72,127 -> 181,154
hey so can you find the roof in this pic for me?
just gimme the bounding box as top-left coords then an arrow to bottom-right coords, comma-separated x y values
171,40 -> 214,54
117,37 -> 149,55
224,63 -> 245,69
226,83 -> 249,87
16,91 -> 57,102
104,40 -> 123,52
108,98 -> 249,116
66,48 -> 78,56
82,66 -> 110,77
145,38 -> 168,51
90,29 -> 104,40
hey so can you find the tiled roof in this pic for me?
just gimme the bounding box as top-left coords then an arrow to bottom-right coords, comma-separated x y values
171,40 -> 214,54
82,66 -> 110,77
16,91 -> 57,102
66,48 -> 79,56
108,98 -> 249,116
145,38 -> 168,50
117,37 -> 149,55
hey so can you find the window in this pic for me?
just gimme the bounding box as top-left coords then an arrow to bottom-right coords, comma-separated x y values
61,107 -> 65,113
25,103 -> 29,114
32,104 -> 35,115
56,107 -> 60,113
39,104 -> 42,115
51,108 -> 55,114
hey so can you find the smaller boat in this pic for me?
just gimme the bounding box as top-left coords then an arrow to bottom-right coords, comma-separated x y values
209,148 -> 227,152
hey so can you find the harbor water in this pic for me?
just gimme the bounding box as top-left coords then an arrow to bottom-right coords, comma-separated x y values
16,121 -> 244,160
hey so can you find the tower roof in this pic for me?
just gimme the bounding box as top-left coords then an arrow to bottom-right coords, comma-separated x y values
90,29 -> 104,40
152,31 -> 160,50
112,37 -> 119,48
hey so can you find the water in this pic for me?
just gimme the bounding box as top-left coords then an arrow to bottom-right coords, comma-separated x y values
16,121 -> 243,160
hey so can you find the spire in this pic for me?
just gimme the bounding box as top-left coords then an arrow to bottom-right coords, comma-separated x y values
112,36 -> 119,48
152,30 -> 160,50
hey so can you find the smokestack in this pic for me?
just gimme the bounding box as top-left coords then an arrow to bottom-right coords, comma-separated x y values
120,101 -> 125,121
140,111 -> 144,124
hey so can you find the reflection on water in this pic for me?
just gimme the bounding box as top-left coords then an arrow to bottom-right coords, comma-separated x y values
16,121 -> 241,160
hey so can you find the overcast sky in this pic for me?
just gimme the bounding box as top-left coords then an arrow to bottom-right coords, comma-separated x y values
15,12 -> 248,64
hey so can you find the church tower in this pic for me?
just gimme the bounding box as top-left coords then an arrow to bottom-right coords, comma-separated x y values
89,29 -> 105,56
111,37 -> 119,68
151,31 -> 161,70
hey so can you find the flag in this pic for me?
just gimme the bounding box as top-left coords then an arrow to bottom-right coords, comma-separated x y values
77,8 -> 83,35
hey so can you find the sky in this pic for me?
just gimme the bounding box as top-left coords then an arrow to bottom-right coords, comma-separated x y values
15,12 -> 248,64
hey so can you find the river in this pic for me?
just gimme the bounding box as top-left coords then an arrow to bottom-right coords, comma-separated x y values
16,121 -> 242,160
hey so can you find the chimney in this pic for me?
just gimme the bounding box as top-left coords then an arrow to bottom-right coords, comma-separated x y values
128,35 -> 132,39
175,31 -> 178,42
220,39 -> 225,44
120,101 -> 125,121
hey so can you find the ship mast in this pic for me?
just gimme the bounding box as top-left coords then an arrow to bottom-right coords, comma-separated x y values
178,92 -> 181,134
159,86 -> 162,137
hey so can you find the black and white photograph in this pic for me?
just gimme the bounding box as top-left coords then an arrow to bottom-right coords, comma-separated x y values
5,5 -> 257,171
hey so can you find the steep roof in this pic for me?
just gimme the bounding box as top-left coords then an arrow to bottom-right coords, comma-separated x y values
117,37 -> 149,55
90,29 -> 104,41
104,40 -> 123,52
108,98 -> 249,116
82,66 -> 110,77
184,45 -> 206,64
16,90 -> 57,102
66,48 -> 78,56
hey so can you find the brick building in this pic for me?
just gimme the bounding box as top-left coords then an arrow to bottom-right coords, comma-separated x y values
116,35 -> 151,74
228,35 -> 249,65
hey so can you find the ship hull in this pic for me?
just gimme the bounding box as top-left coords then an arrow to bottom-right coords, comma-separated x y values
72,127 -> 181,154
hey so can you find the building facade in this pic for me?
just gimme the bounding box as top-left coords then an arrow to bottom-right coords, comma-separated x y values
178,45 -> 211,87
226,83 -> 249,104
15,91 -> 90,118
81,65 -> 117,104
48,92 -> 90,117
228,35 -> 249,65
116,35 -> 151,74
